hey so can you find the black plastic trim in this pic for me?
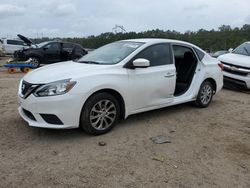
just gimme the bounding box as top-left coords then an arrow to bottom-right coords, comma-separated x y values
40,114 -> 64,125
22,108 -> 36,121
21,80 -> 41,99
224,76 -> 247,88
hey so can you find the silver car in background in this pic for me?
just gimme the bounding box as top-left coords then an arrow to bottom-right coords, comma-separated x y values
0,38 -> 26,55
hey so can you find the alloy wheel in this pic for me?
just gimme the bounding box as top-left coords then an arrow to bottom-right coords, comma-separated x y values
200,85 -> 212,105
89,99 -> 117,130
30,57 -> 40,68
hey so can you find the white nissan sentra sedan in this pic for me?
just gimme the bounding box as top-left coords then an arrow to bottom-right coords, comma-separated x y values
18,39 -> 223,135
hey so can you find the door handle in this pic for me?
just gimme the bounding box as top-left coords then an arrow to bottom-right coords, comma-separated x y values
164,73 -> 175,78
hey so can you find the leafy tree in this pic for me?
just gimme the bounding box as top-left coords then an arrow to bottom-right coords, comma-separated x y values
31,24 -> 250,52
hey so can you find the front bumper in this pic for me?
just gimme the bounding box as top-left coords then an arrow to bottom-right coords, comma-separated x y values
14,50 -> 26,61
223,71 -> 250,89
18,92 -> 87,129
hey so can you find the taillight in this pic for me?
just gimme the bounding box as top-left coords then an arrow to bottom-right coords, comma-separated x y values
218,63 -> 224,70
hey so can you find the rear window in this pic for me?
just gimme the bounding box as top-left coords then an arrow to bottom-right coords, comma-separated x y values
63,43 -> 74,49
7,40 -> 24,45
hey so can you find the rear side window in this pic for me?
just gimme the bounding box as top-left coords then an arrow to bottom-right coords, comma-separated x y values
194,48 -> 205,60
63,43 -> 74,49
7,40 -> 24,45
172,45 -> 198,64
74,46 -> 84,53
173,45 -> 193,58
45,42 -> 60,50
134,43 -> 172,66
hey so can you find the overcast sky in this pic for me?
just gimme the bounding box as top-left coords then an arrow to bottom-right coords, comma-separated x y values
0,0 -> 250,38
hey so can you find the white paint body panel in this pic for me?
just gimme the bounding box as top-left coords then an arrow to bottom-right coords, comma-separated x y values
218,46 -> 250,89
1,38 -> 26,54
219,53 -> 250,68
17,39 -> 223,129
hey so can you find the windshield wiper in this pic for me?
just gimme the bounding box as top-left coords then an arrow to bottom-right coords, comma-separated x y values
243,47 -> 250,56
77,61 -> 101,64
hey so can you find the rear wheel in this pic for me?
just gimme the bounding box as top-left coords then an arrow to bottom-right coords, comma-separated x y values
80,92 -> 120,135
21,67 -> 32,73
194,81 -> 214,108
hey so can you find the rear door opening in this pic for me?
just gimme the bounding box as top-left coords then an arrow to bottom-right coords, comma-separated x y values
172,45 -> 198,96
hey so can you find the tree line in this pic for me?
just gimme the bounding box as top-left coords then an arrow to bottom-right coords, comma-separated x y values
33,24 -> 250,52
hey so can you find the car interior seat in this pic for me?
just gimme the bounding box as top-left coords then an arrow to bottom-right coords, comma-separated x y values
175,51 -> 197,95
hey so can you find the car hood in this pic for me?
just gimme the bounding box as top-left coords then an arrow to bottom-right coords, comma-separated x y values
17,34 -> 37,47
23,61 -> 108,84
218,53 -> 250,68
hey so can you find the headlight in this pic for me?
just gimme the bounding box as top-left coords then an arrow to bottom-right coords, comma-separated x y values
34,79 -> 76,97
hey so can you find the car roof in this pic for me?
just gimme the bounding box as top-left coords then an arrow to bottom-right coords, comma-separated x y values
45,41 -> 75,45
3,38 -> 23,41
123,38 -> 190,45
122,38 -> 205,52
41,41 -> 83,48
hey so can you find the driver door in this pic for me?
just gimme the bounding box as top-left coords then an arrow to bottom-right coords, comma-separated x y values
43,42 -> 61,63
127,43 -> 176,113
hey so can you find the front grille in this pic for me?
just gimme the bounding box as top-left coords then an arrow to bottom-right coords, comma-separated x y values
222,61 -> 250,77
223,67 -> 248,76
222,62 -> 250,70
21,81 -> 31,95
21,81 -> 40,98
14,50 -> 25,60
22,108 -> 36,121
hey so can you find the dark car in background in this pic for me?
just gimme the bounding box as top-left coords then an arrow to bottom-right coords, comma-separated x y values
212,50 -> 229,58
14,34 -> 87,67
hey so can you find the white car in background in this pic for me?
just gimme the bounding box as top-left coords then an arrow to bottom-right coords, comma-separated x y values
18,39 -> 223,135
218,42 -> 250,89
1,38 -> 26,54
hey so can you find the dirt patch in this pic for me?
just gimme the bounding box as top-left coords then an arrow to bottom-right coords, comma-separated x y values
227,142 -> 250,159
0,66 -> 249,187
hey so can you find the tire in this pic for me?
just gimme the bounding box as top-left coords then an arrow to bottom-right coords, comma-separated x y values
21,67 -> 32,73
194,81 -> 214,108
8,68 -> 17,74
80,92 -> 120,135
28,57 -> 40,68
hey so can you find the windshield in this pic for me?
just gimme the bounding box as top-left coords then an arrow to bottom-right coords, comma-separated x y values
233,43 -> 250,56
37,41 -> 50,48
78,41 -> 144,64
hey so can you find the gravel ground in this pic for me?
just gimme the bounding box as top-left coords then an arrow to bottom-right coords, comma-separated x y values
0,57 -> 249,188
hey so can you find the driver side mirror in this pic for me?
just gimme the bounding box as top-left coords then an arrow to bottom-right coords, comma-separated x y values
43,46 -> 48,50
132,58 -> 150,68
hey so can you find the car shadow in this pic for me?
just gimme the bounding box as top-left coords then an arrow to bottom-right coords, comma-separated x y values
19,100 -> 222,141
19,102 -> 193,140
29,126 -> 90,140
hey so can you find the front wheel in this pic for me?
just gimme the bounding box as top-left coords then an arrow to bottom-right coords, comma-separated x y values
194,81 -> 214,108
80,92 -> 120,135
28,57 -> 40,68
